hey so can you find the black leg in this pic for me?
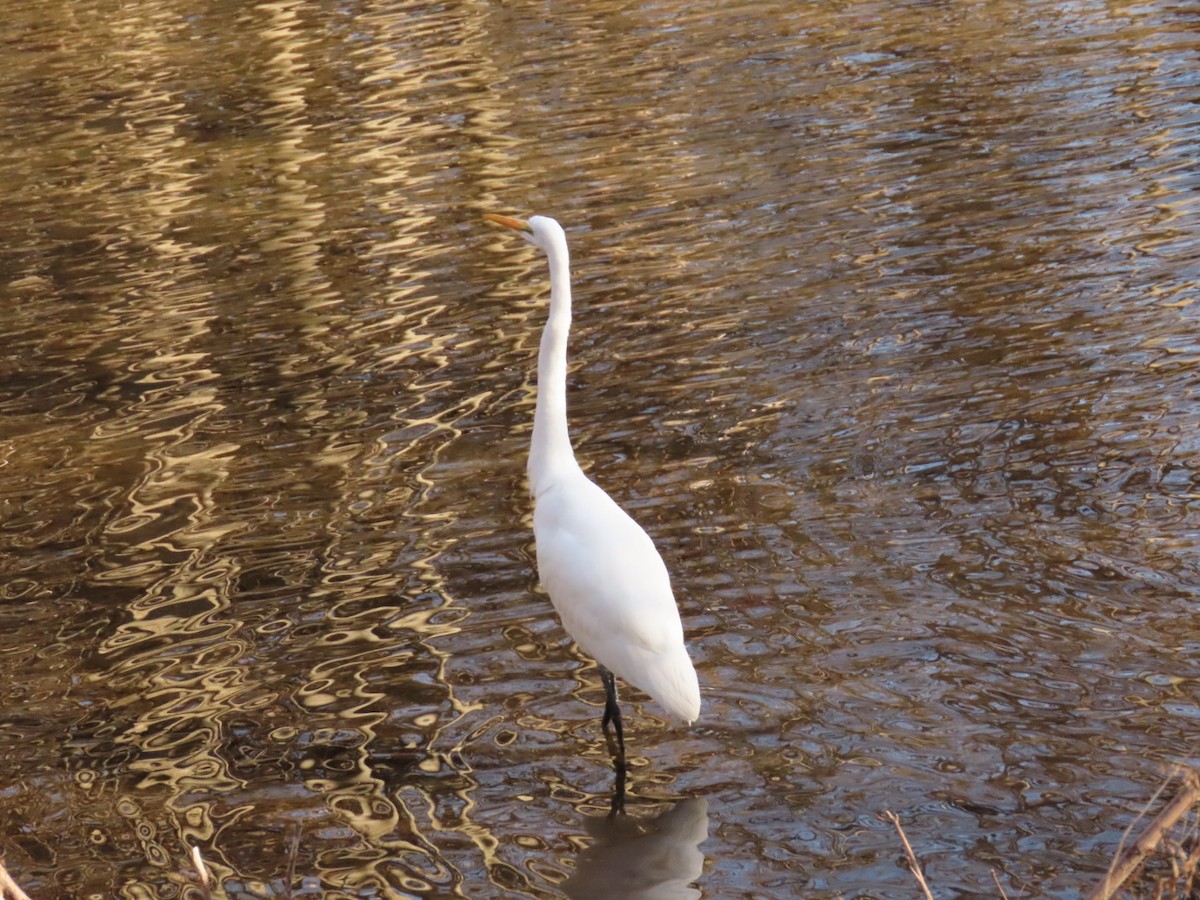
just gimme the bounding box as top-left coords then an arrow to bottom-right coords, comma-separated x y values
599,666 -> 627,816
609,753 -> 627,817
599,666 -> 626,761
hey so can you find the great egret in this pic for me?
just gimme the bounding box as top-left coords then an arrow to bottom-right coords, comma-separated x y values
485,213 -> 701,794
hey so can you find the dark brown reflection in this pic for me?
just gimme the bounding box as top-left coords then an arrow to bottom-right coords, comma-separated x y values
563,799 -> 708,900
0,0 -> 1198,896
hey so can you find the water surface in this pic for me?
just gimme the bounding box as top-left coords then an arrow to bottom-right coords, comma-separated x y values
0,0 -> 1198,896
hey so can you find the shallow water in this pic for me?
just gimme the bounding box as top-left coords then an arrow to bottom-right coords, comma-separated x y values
1,0 -> 1198,896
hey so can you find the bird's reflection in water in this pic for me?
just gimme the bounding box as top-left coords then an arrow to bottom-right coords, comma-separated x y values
563,798 -> 708,899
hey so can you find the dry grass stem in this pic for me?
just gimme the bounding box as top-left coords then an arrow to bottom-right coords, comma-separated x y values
991,868 -> 1010,899
884,810 -> 934,900
285,825 -> 302,900
191,845 -> 213,900
0,859 -> 32,900
1087,769 -> 1200,900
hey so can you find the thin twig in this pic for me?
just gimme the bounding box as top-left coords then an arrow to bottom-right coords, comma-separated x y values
0,858 -> 33,900
884,810 -> 934,900
1086,770 -> 1200,900
1180,841 -> 1200,897
991,868 -> 1010,899
190,845 -> 213,900
285,824 -> 302,900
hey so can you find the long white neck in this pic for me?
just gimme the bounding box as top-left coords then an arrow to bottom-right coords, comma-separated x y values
529,230 -> 582,494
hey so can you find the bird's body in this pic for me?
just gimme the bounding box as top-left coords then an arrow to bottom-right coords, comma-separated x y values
485,212 -> 701,735
534,470 -> 700,723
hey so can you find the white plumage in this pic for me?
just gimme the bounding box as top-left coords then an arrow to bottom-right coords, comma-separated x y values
485,212 -> 701,730
535,471 -> 701,723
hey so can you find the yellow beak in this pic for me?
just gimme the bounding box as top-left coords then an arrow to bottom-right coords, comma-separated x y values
483,213 -> 531,232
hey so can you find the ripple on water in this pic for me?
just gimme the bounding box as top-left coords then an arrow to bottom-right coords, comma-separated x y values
1,0 -> 1199,896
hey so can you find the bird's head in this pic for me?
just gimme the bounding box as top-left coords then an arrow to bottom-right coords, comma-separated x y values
484,213 -> 565,255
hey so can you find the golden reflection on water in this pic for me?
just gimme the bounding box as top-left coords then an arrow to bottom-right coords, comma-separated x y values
0,0 -> 1198,896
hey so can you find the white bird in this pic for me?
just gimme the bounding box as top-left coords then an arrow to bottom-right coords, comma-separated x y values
485,213 -> 701,786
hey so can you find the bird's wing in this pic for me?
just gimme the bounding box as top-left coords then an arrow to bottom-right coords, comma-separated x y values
533,475 -> 683,659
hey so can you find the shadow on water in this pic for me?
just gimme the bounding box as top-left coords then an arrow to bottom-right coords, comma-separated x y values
563,798 -> 708,900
